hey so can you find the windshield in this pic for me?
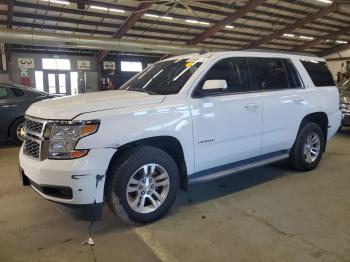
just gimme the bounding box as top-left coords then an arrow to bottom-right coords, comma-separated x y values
120,58 -> 203,95
339,79 -> 350,91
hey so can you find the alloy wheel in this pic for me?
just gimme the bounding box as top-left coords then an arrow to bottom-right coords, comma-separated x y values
126,163 -> 170,214
303,132 -> 321,163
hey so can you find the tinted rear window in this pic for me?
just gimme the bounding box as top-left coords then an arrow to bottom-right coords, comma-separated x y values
250,58 -> 289,91
300,60 -> 335,87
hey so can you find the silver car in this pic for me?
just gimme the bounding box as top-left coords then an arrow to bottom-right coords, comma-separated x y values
339,79 -> 350,127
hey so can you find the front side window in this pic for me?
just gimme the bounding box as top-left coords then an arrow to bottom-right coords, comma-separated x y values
0,87 -> 8,99
250,58 -> 288,91
300,60 -> 335,87
121,58 -> 203,95
196,57 -> 252,96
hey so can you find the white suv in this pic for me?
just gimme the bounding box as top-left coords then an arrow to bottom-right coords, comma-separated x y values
19,51 -> 341,223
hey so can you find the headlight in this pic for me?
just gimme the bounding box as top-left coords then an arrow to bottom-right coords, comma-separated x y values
48,120 -> 99,159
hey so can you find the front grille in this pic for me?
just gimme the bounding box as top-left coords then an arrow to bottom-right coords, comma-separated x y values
25,119 -> 44,134
23,116 -> 47,160
24,139 -> 40,158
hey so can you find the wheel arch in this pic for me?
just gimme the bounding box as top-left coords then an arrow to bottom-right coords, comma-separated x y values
298,112 -> 328,151
106,136 -> 188,191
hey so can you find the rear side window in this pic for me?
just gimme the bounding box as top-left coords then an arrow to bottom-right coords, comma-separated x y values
284,59 -> 303,88
12,88 -> 26,97
249,58 -> 289,91
300,60 -> 335,87
0,87 -> 8,99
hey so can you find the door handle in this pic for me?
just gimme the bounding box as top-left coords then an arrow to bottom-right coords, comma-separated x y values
244,103 -> 259,110
1,104 -> 18,108
292,97 -> 304,103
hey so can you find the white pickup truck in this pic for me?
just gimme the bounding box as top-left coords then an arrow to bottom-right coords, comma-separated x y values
19,51 -> 341,224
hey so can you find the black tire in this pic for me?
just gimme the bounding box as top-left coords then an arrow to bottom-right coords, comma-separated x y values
10,117 -> 25,146
105,146 -> 179,224
289,122 -> 325,171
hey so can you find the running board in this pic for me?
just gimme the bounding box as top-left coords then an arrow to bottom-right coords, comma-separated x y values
189,152 -> 289,184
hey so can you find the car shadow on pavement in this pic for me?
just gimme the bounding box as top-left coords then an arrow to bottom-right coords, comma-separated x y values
0,139 -> 19,149
173,161 -> 292,209
338,127 -> 350,137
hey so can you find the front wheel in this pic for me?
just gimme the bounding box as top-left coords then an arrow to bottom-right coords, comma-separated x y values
289,122 -> 325,171
10,118 -> 25,145
105,146 -> 179,224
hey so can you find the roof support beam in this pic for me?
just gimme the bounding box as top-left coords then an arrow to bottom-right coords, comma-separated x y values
188,0 -> 268,45
293,26 -> 350,52
242,3 -> 337,50
97,2 -> 152,61
7,0 -> 14,29
318,43 -> 350,57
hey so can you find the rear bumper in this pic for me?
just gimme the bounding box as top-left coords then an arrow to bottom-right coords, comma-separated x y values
327,110 -> 342,139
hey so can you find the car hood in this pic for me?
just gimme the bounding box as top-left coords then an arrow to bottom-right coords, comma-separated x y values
26,90 -> 165,120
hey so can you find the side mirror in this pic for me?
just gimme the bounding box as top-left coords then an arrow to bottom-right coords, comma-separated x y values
202,79 -> 227,91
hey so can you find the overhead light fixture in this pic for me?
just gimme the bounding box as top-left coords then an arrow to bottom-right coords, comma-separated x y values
225,25 -> 234,29
42,0 -> 70,5
145,13 -> 160,18
145,14 -> 173,20
317,0 -> 332,4
161,16 -> 173,20
110,8 -> 125,13
283,33 -> 295,37
90,5 -> 125,13
90,5 -> 108,11
336,40 -> 348,44
186,19 -> 210,25
186,19 -> 199,24
299,35 -> 314,40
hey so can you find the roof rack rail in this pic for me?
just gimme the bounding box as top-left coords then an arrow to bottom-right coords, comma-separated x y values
243,49 -> 319,57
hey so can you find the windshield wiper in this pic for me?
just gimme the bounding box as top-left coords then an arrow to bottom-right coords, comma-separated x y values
126,88 -> 158,95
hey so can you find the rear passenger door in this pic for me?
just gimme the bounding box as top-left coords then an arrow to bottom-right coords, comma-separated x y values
249,57 -> 308,154
190,57 -> 263,172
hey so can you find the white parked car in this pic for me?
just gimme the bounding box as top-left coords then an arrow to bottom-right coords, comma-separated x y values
19,51 -> 341,223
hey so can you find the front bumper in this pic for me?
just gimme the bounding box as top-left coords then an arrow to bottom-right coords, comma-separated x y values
19,146 -> 116,220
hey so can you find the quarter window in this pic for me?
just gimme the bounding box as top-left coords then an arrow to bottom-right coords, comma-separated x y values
250,58 -> 288,91
0,87 -> 8,98
300,60 -> 335,87
198,57 -> 252,95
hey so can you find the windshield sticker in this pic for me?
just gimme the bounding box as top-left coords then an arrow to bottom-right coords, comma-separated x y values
185,62 -> 193,68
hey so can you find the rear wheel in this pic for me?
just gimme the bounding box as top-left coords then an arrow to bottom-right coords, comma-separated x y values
10,118 -> 25,146
289,122 -> 325,171
105,146 -> 179,224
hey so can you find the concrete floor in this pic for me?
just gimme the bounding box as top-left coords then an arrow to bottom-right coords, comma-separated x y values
0,130 -> 350,262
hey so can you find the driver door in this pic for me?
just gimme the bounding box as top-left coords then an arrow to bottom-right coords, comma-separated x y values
190,57 -> 263,172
